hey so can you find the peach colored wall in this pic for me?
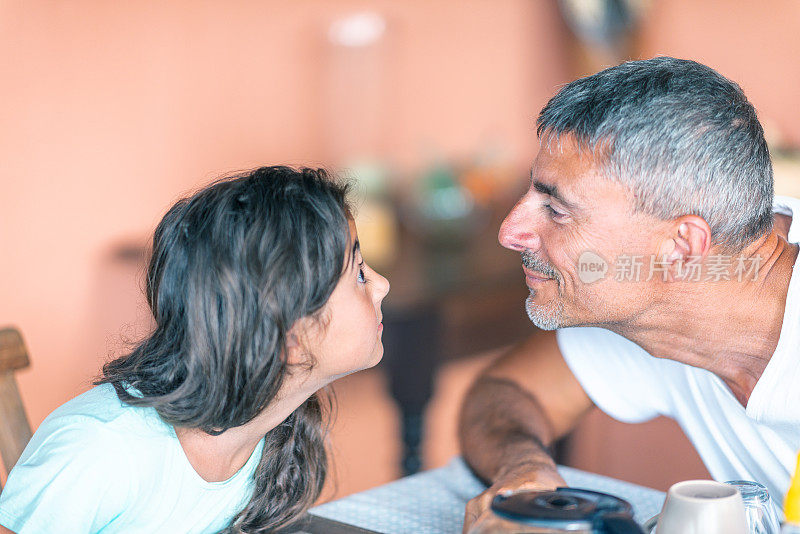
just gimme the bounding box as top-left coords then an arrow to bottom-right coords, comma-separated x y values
0,1 -> 569,429
638,0 -> 800,147
2,0 -> 799,445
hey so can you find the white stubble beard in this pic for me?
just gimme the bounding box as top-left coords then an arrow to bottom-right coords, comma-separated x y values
525,289 -> 564,330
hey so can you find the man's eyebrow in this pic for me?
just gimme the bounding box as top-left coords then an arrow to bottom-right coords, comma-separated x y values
532,180 -> 578,211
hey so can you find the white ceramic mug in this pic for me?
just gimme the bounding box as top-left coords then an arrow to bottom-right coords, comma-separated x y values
652,480 -> 748,534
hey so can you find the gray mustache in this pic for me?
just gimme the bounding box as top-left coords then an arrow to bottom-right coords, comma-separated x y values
521,251 -> 559,280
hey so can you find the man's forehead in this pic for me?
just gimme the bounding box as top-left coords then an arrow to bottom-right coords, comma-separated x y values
532,141 -> 636,219
534,136 -> 600,177
531,146 -> 597,204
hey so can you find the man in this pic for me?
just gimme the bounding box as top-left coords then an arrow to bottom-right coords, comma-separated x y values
459,56 -> 800,531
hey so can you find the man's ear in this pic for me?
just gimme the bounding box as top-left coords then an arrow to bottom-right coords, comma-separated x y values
658,215 -> 712,280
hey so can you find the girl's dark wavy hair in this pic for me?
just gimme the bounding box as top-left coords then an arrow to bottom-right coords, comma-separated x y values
96,166 -> 351,532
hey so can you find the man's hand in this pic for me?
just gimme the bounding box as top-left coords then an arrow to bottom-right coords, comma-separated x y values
458,330 -> 593,532
463,463 -> 566,533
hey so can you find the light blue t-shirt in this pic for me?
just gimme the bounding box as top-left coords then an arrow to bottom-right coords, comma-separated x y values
0,384 -> 265,533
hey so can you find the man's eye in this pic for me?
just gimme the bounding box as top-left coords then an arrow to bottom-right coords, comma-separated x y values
357,265 -> 367,283
544,203 -> 564,218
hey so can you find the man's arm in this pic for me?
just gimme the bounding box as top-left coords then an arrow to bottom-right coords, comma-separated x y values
458,329 -> 594,531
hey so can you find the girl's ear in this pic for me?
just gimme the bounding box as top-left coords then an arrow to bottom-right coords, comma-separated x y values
285,318 -> 313,366
285,329 -> 303,366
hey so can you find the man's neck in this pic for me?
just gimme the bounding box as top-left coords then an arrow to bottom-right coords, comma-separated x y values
610,227 -> 798,407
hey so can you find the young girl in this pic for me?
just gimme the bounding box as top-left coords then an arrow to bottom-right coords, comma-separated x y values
0,166 -> 390,533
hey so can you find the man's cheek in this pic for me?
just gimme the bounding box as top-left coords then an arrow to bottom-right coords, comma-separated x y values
558,244 -> 604,291
552,251 -> 582,293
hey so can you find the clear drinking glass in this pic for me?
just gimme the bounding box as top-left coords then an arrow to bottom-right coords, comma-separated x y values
725,480 -> 782,534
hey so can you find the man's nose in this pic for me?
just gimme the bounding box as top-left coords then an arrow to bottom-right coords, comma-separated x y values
498,199 -> 541,252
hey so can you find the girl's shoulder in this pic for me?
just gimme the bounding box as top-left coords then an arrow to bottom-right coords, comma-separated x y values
18,384 -> 137,476
0,385 -> 180,533
40,383 -> 171,441
0,386 -> 144,533
17,384 -> 175,480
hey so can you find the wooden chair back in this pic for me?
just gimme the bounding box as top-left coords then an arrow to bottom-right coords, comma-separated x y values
0,327 -> 33,485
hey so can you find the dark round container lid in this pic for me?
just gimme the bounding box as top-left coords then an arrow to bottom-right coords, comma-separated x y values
491,487 -> 634,529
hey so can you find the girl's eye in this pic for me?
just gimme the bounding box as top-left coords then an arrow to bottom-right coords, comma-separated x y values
357,263 -> 367,284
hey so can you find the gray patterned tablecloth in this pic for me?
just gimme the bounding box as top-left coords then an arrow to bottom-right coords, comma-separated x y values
310,457 -> 666,534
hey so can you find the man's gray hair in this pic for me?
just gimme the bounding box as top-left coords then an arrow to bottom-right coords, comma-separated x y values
537,56 -> 774,252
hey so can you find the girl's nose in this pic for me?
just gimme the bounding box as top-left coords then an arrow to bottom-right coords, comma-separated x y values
374,271 -> 390,301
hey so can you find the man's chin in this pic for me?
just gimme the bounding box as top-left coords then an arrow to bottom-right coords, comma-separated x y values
525,294 -> 565,331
